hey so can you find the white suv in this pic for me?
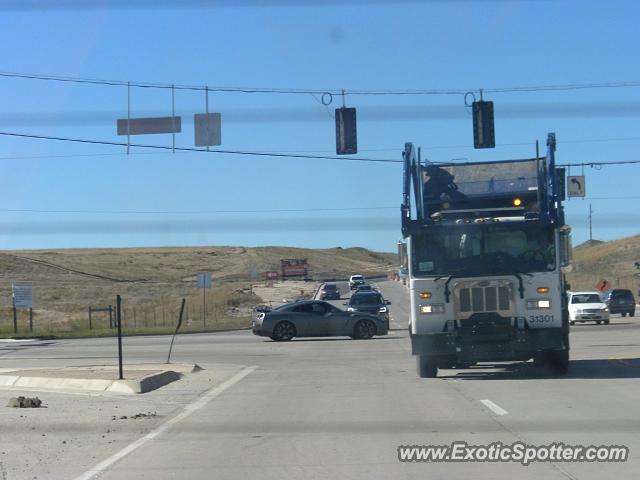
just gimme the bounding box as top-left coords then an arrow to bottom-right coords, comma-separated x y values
568,291 -> 610,325
349,275 -> 365,290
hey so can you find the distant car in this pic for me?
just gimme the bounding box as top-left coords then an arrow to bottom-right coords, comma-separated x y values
349,275 -> 365,290
355,284 -> 375,292
567,291 -> 609,325
320,283 -> 340,300
603,289 -> 636,316
252,300 -> 388,341
346,291 -> 391,329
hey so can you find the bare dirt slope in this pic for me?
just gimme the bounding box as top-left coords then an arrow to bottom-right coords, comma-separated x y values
568,234 -> 640,292
0,246 -> 396,332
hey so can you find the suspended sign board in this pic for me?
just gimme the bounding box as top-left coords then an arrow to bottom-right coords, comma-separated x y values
194,113 -> 222,146
12,281 -> 33,308
197,272 -> 212,289
567,175 -> 586,198
117,116 -> 182,135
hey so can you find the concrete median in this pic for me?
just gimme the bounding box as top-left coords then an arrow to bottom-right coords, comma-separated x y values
0,363 -> 200,394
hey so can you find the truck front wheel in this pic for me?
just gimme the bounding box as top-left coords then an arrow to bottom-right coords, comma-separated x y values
549,349 -> 569,375
417,355 -> 438,378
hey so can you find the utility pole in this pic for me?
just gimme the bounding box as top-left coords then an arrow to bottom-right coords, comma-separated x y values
588,203 -> 593,241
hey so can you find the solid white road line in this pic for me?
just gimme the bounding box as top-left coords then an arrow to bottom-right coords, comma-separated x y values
73,365 -> 258,480
480,399 -> 508,416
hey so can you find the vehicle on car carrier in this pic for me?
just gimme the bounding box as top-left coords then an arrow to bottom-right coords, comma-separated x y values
401,133 -> 573,377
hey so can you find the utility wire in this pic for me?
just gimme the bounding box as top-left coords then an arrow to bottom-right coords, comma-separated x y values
4,136 -> 640,161
3,130 -> 640,168
0,131 -> 403,163
0,206 -> 398,215
0,197 -> 637,216
2,71 -> 640,96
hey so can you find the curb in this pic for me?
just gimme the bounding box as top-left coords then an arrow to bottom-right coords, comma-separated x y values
0,364 -> 199,395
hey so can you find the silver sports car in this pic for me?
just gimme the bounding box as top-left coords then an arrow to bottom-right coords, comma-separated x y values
252,300 -> 388,341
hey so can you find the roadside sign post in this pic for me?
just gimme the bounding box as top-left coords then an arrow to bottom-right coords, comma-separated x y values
197,272 -> 212,328
12,297 -> 17,334
12,282 -> 33,334
250,270 -> 257,294
166,298 -> 186,364
116,295 -> 123,380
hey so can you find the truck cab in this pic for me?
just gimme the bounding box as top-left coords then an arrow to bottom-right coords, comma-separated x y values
401,133 -> 572,377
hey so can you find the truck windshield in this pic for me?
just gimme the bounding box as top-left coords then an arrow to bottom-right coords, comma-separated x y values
411,224 -> 556,277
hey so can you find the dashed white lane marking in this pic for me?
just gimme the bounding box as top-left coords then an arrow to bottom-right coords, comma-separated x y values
74,365 -> 258,480
480,399 -> 508,416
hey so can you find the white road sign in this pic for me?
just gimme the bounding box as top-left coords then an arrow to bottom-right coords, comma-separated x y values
567,175 -> 586,198
197,272 -> 212,289
12,281 -> 33,308
194,113 -> 222,146
117,116 -> 182,135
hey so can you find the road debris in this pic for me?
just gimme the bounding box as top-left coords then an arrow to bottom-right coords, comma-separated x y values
6,396 -> 43,408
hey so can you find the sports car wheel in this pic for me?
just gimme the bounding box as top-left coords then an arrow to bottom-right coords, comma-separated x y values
353,319 -> 376,340
271,321 -> 296,341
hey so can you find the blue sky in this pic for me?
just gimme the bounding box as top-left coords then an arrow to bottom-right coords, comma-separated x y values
0,0 -> 639,252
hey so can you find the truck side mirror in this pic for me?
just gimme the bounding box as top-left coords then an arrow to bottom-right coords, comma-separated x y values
559,226 -> 572,268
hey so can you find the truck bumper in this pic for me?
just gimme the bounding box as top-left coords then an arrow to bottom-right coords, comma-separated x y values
410,322 -> 567,362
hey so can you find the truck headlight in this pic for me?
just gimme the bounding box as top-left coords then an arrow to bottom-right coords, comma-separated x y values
347,307 -> 356,312
603,307 -> 609,312
420,304 -> 445,314
379,307 -> 388,313
526,299 -> 551,309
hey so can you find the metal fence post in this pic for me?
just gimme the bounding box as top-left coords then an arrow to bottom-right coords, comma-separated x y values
88,307 -> 92,330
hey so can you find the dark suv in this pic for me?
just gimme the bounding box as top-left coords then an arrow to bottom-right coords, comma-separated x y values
320,283 -> 340,300
345,291 -> 391,329
603,289 -> 636,316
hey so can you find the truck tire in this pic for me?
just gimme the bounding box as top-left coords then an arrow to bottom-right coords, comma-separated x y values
548,349 -> 569,375
417,355 -> 438,378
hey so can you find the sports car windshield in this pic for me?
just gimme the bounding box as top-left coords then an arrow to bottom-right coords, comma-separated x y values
411,224 -> 556,277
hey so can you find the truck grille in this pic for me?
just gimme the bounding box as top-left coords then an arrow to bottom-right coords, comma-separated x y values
455,280 -> 514,317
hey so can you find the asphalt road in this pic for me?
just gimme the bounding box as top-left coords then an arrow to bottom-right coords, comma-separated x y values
1,280 -> 639,479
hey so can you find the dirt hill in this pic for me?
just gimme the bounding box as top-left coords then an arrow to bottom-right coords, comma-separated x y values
0,246 -> 397,335
568,234 -> 640,293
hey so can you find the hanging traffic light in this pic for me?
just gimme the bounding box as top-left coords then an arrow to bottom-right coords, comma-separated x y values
472,100 -> 495,149
335,107 -> 357,155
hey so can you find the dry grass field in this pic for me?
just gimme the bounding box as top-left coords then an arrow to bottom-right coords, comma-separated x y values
567,235 -> 640,293
0,246 -> 397,337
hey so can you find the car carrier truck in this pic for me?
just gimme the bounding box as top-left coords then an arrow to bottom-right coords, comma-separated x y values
401,133 -> 572,377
